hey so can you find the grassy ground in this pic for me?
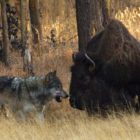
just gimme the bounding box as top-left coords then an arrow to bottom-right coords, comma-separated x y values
0,7 -> 140,140
0,111 -> 140,140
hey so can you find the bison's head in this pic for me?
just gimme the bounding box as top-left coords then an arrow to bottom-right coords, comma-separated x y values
69,52 -> 96,110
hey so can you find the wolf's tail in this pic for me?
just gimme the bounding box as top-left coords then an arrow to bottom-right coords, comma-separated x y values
0,76 -> 14,90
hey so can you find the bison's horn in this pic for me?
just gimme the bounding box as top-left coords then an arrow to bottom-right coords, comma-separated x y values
84,53 -> 95,68
72,52 -> 77,61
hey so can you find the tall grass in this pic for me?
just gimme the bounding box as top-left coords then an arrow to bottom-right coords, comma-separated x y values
0,112 -> 140,140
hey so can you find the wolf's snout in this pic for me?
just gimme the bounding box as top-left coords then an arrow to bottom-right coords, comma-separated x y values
63,91 -> 69,98
64,93 -> 69,98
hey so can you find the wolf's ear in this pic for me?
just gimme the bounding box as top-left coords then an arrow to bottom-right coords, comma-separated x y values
44,73 -> 52,82
44,75 -> 49,83
53,70 -> 56,76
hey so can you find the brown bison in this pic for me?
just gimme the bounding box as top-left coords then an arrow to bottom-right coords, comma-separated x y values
69,19 -> 140,113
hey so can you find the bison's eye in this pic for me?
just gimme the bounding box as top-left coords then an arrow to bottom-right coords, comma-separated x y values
77,75 -> 85,80
84,76 -> 90,83
88,65 -> 95,72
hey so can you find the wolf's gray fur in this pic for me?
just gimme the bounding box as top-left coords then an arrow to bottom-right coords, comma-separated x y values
0,71 -> 68,121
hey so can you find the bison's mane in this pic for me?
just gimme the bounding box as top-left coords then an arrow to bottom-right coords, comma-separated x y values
86,19 -> 140,86
87,19 -> 140,65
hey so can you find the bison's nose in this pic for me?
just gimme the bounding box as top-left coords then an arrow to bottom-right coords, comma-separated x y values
69,97 -> 76,107
69,97 -> 84,110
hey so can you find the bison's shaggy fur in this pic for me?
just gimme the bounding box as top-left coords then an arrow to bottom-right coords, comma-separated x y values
87,19 -> 140,87
70,19 -> 140,114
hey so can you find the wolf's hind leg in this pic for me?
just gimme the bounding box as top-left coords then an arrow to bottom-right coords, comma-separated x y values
17,110 -> 26,121
35,112 -> 45,123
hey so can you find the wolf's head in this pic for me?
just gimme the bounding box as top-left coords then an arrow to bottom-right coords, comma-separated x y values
44,71 -> 69,102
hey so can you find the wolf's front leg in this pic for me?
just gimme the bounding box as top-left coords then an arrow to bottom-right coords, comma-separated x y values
35,112 -> 45,123
17,110 -> 26,121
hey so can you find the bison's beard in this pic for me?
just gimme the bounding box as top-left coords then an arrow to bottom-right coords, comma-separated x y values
69,96 -> 85,110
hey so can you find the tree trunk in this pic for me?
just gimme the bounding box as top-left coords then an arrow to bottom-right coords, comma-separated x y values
29,0 -> 42,45
101,0 -> 109,26
20,0 -> 27,48
1,0 -> 10,66
75,0 -> 109,52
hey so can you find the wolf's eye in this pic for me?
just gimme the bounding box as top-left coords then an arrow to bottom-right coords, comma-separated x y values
57,84 -> 62,89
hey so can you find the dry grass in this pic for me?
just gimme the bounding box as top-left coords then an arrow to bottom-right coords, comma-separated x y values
0,110 -> 140,140
0,7 -> 140,140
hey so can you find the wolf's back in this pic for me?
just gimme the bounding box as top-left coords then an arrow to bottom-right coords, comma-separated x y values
0,76 -> 14,90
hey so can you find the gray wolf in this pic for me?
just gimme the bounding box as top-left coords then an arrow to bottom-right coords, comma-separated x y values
69,19 -> 140,114
0,71 -> 68,121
